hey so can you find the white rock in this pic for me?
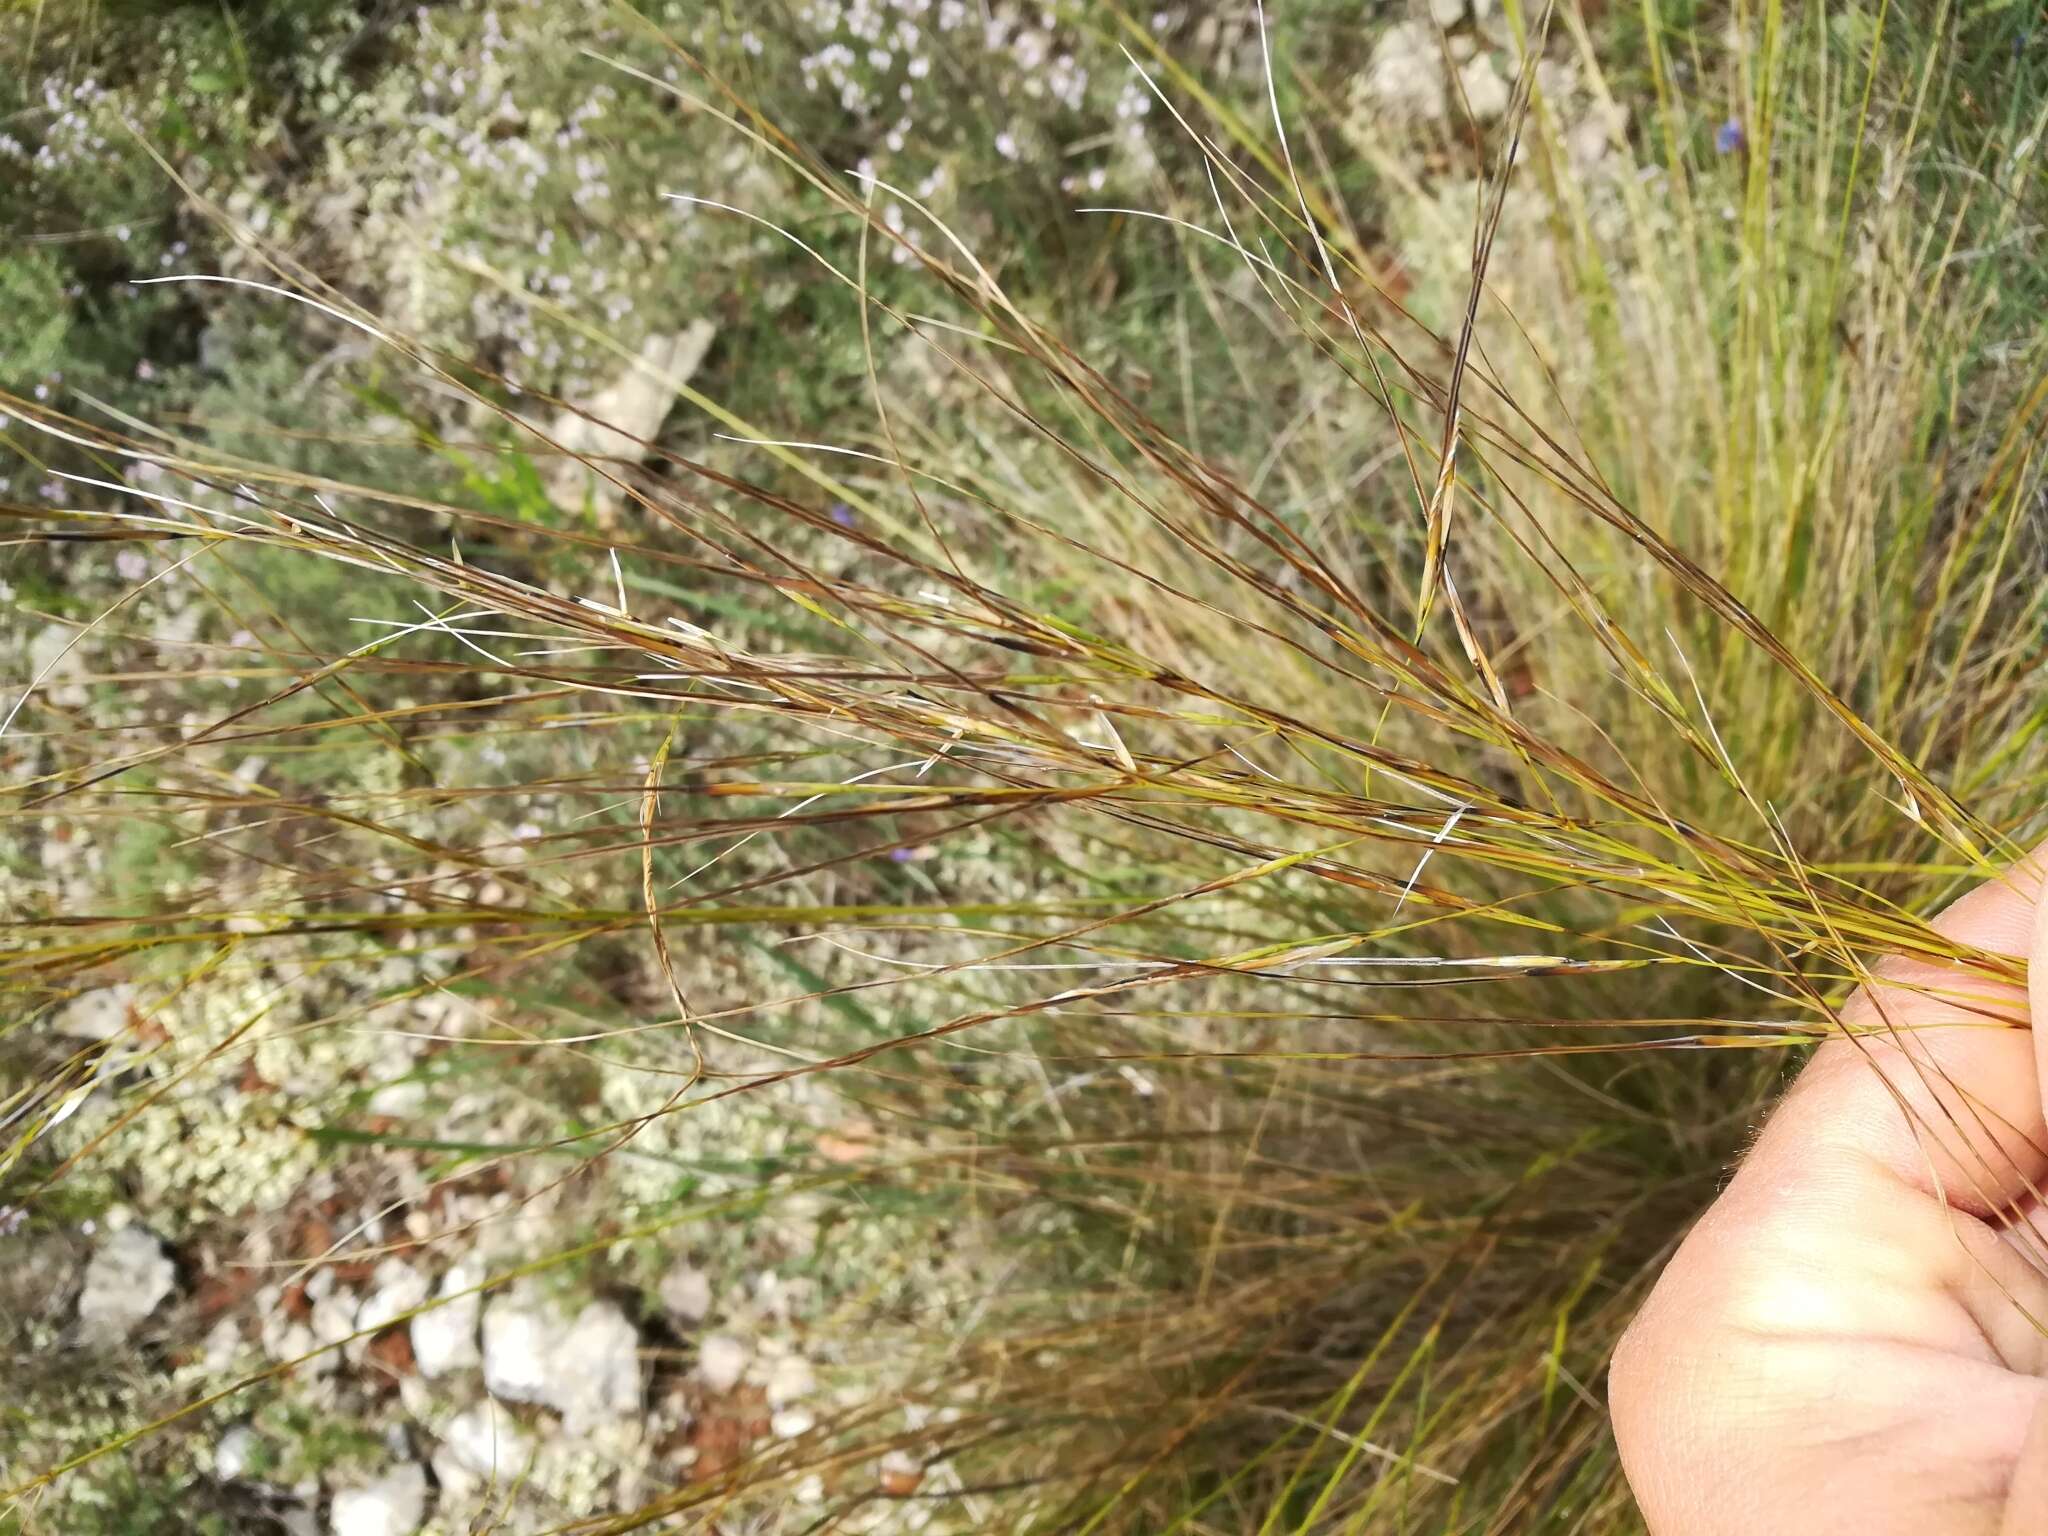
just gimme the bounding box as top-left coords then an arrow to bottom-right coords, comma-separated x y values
1458,54 -> 1511,123
266,1320 -> 317,1366
77,1227 -> 175,1342
215,1423 -> 262,1481
481,1294 -> 553,1405
365,1080 -> 425,1118
657,1261 -> 712,1324
26,621 -> 90,708
1568,98 -> 1631,172
202,1316 -> 243,1374
329,1463 -> 427,1536
433,1402 -> 530,1498
543,322 -> 717,516
697,1333 -> 749,1394
765,1353 -> 814,1408
355,1259 -> 429,1335
311,1289 -> 360,1351
559,322 -> 715,457
551,1301 -> 642,1432
1429,0 -> 1465,26
411,1265 -> 482,1378
1362,22 -> 1446,125
482,1292 -> 641,1430
51,984 -> 137,1042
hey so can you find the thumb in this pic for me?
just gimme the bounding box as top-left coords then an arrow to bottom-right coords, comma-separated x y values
1749,849 -> 2048,1220
2006,1392 -> 2048,1536
2031,861 -> 2048,1137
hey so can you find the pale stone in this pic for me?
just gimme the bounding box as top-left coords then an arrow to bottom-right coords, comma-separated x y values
328,1463 -> 426,1536
1458,54 -> 1511,123
433,1402 -> 530,1500
697,1333 -> 748,1394
1362,22 -> 1446,125
550,1301 -> 641,1433
482,1291 -> 641,1430
765,1353 -> 814,1408
481,1294 -> 552,1405
411,1265 -> 482,1378
215,1424 -> 262,1481
26,621 -> 90,708
356,1259 -> 429,1334
51,984 -> 137,1042
657,1261 -> 712,1324
77,1227 -> 175,1343
542,322 -> 717,517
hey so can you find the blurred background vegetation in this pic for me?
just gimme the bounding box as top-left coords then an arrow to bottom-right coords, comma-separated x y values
4,1 -> 2046,1533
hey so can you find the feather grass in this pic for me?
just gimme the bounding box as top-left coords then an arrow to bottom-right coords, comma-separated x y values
4,2 -> 2046,1530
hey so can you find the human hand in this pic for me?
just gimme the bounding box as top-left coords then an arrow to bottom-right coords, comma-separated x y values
1612,856 -> 2048,1535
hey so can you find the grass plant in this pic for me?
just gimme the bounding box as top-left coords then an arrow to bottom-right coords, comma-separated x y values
4,1 -> 2047,1531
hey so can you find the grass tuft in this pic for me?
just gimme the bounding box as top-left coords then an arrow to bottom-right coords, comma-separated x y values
4,1 -> 2046,1530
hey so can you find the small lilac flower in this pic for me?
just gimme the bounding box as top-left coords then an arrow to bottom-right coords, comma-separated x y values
1715,118 -> 1746,154
829,502 -> 856,528
888,846 -> 916,862
0,1206 -> 23,1239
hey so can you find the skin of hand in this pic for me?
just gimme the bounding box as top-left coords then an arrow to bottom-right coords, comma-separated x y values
1611,855 -> 2048,1535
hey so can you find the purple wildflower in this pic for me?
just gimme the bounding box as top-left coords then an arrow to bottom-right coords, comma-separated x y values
1715,118 -> 1746,155
829,502 -> 857,528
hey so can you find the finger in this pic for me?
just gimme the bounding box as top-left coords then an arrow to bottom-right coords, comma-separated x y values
1613,849 -> 2048,1536
2030,866 -> 2048,1150
1748,848 -> 2048,1220
2004,1388 -> 2048,1536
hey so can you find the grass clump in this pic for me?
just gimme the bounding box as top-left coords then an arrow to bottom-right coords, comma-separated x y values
4,1 -> 2048,1532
